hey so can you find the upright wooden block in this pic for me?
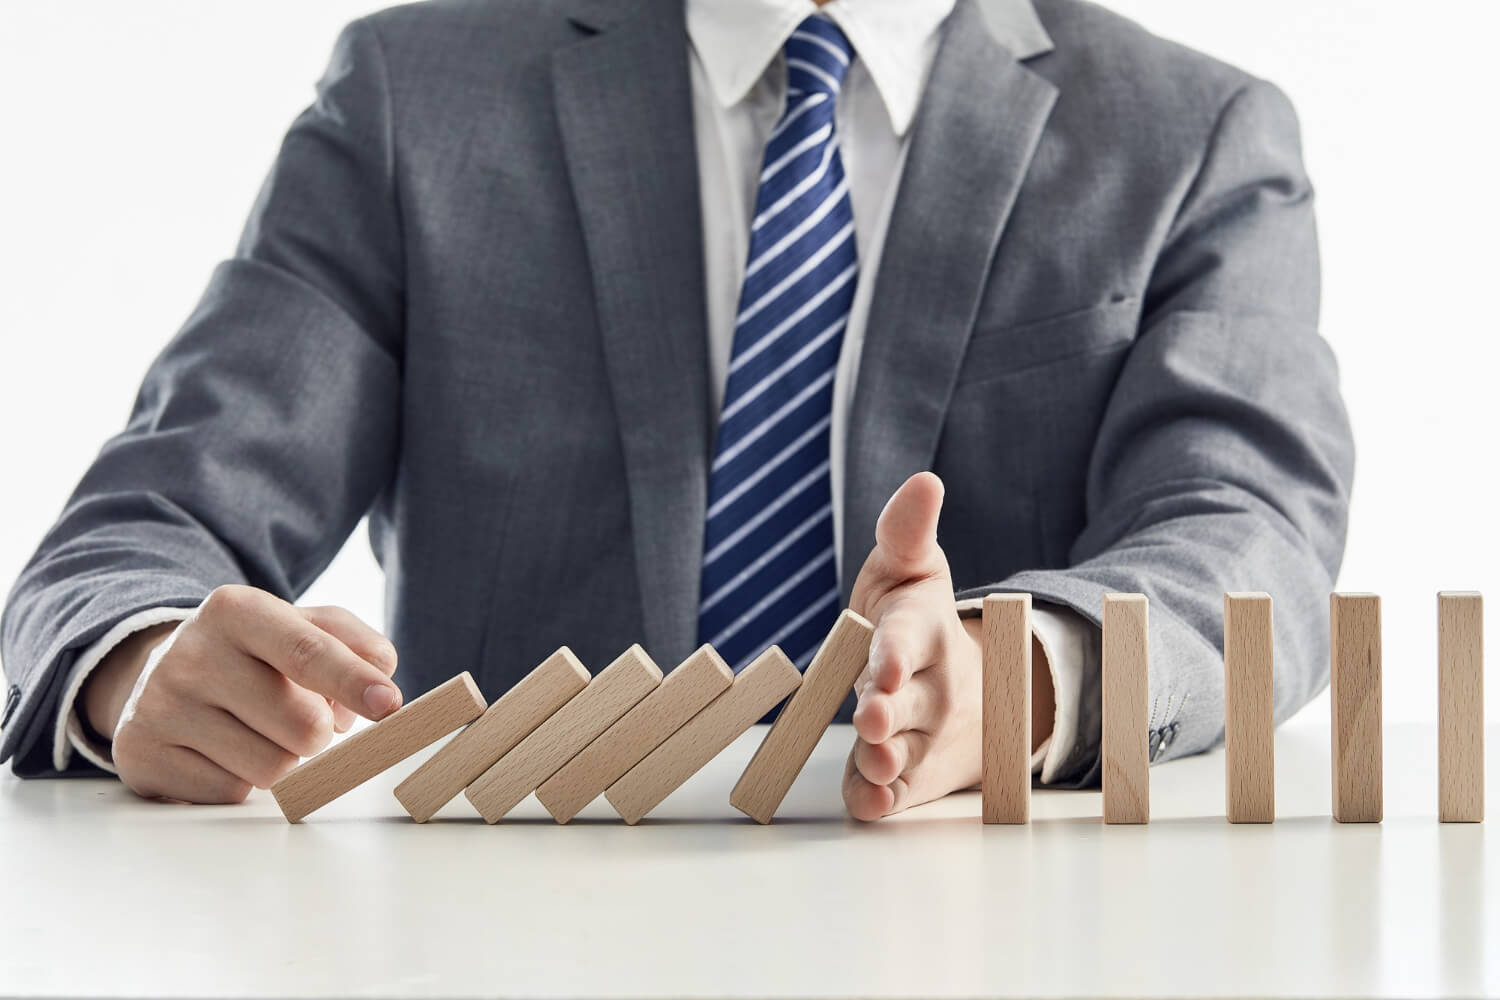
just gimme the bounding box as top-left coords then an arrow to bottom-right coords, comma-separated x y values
730,608 -> 873,824
1224,592 -> 1275,824
536,645 -> 733,824
272,673 -> 486,823
465,645 -> 661,823
1438,592 -> 1483,823
982,594 -> 1031,824
1102,594 -> 1149,824
1331,593 -> 1382,823
393,648 -> 590,822
606,646 -> 802,825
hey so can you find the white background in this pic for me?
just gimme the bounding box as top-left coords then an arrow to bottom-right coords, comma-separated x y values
1,2 -> 1495,726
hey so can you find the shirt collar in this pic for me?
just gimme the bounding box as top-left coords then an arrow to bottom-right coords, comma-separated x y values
686,0 -> 958,138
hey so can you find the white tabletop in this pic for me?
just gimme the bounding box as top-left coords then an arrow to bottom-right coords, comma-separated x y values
2,722 -> 1496,999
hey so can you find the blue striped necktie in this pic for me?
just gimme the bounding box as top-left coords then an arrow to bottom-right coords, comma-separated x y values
698,15 -> 857,672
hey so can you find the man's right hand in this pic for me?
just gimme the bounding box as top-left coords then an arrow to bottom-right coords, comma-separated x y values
80,585 -> 402,804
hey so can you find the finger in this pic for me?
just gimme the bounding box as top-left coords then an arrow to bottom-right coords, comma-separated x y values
842,742 -> 894,822
192,644 -> 336,758
179,707 -> 300,789
127,745 -> 253,805
873,472 -> 946,578
853,675 -> 936,746
864,594 -> 948,695
853,728 -> 932,787
331,700 -> 356,734
201,587 -> 402,720
299,606 -> 398,677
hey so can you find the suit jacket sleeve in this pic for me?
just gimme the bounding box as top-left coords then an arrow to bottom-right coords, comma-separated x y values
0,19 -> 404,776
956,80 -> 1355,787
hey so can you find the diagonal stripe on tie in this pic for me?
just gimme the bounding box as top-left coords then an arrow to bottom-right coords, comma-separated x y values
699,14 -> 858,673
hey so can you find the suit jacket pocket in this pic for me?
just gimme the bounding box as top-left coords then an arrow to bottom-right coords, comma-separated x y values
956,296 -> 1138,386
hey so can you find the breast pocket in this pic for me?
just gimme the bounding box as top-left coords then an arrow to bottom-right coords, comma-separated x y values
955,296 -> 1139,386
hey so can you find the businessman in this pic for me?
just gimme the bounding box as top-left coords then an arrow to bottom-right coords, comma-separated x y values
1,0 -> 1353,819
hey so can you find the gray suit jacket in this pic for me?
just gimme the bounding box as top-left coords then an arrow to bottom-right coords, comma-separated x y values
1,0 -> 1353,783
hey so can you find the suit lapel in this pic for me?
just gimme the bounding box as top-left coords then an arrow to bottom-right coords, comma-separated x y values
841,0 -> 1058,600
553,0 -> 709,666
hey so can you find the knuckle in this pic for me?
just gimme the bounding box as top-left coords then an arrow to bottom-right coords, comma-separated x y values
201,584 -> 253,621
284,632 -> 328,678
286,699 -> 333,756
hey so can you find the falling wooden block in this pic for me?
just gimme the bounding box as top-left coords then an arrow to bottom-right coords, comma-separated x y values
393,648 -> 589,822
1331,593 -> 1382,823
272,673 -> 486,823
1438,591 -> 1483,823
465,645 -> 661,823
536,645 -> 733,824
606,646 -> 802,825
730,608 -> 873,824
1102,593 -> 1149,824
982,593 -> 1031,824
1224,592 -> 1275,824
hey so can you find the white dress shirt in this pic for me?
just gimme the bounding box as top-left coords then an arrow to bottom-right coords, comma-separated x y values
53,0 -> 1096,786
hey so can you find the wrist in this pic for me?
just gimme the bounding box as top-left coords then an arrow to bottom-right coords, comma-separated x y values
81,622 -> 177,740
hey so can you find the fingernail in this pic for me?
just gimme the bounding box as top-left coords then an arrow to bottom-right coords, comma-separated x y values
364,684 -> 400,718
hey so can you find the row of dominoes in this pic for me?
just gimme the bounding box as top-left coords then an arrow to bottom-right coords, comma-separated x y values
981,591 -> 1486,825
271,610 -> 875,823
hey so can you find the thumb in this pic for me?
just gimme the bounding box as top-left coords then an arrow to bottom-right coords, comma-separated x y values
873,471 -> 946,579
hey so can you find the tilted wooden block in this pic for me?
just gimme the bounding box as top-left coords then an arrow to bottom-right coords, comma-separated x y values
1224,592 -> 1275,824
536,644 -> 733,824
982,594 -> 1031,825
393,648 -> 590,822
465,645 -> 661,823
272,673 -> 486,823
1438,591 -> 1483,823
1331,593 -> 1382,823
1102,594 -> 1149,824
606,646 -> 802,825
730,609 -> 873,824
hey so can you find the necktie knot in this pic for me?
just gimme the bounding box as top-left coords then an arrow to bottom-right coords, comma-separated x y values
785,15 -> 855,97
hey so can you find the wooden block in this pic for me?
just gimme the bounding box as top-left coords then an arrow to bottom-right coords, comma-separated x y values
1102,593 -> 1149,824
465,645 -> 661,823
272,673 -> 486,823
393,648 -> 589,822
1331,593 -> 1382,823
1224,592 -> 1275,824
730,608 -> 873,824
536,645 -> 733,824
606,646 -> 802,825
1438,591 -> 1483,823
982,594 -> 1031,824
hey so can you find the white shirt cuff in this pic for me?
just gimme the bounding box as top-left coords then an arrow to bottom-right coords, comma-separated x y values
53,607 -> 196,773
956,595 -> 1097,787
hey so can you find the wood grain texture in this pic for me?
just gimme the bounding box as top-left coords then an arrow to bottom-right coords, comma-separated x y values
730,609 -> 873,824
464,645 -> 661,823
1438,591 -> 1483,823
1224,592 -> 1275,824
536,644 -> 733,824
1102,594 -> 1149,825
982,594 -> 1031,824
606,646 -> 802,825
1331,593 -> 1382,823
393,648 -> 589,822
272,673 -> 486,823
